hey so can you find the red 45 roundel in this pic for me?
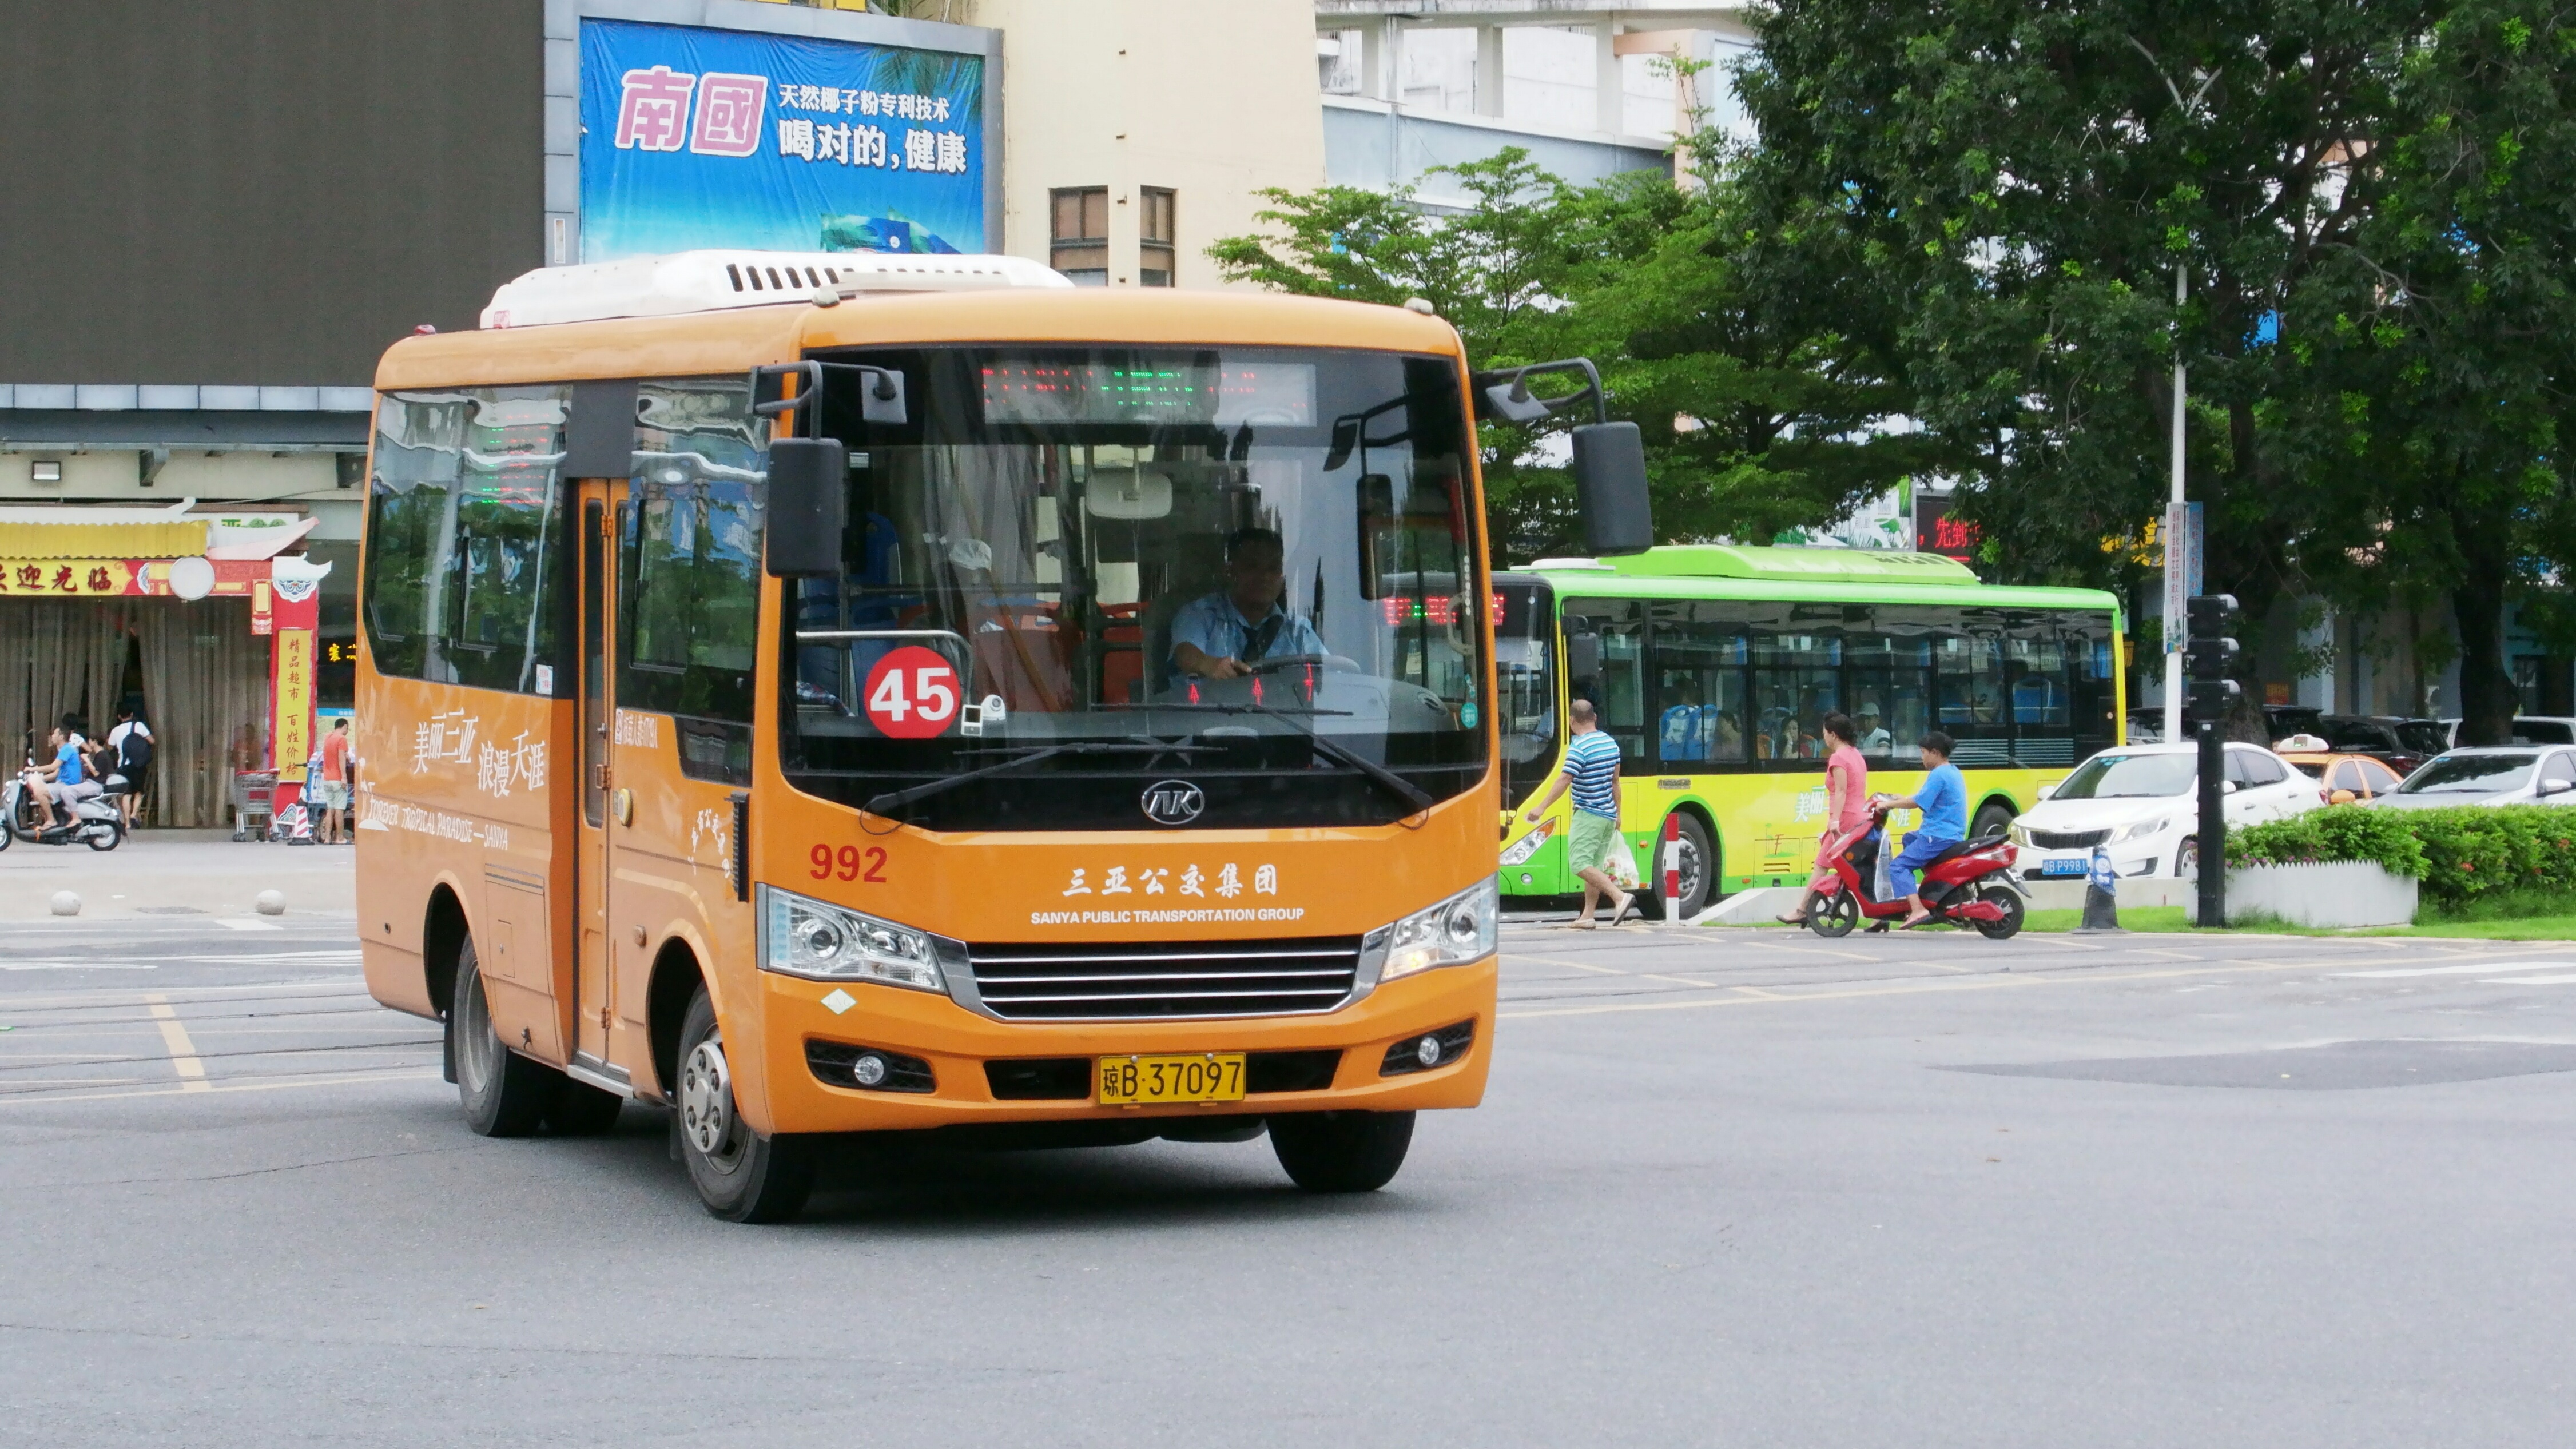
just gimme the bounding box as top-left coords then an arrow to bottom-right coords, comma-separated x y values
863,646 -> 962,740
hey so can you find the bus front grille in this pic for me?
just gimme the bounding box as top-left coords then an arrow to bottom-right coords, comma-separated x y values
966,937 -> 1365,1021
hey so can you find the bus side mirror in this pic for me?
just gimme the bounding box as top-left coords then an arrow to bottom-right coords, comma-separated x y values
1571,421 -> 1651,556
764,437 -> 848,578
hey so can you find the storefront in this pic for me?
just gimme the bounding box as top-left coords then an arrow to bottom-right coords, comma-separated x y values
0,508 -> 327,828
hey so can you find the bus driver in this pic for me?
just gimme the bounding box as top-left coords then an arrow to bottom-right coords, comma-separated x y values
1168,527 -> 1325,683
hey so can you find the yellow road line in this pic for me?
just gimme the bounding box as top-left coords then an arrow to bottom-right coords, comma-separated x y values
143,994 -> 211,1092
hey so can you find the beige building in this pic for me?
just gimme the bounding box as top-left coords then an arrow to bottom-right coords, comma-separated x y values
757,0 -> 1329,289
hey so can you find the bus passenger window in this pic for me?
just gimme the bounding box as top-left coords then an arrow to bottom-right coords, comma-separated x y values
1648,604 -> 1747,769
363,387 -> 569,695
1751,630 -> 1840,763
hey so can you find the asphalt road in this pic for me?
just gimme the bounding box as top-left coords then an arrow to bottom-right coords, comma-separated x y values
6,915 -> 2576,1446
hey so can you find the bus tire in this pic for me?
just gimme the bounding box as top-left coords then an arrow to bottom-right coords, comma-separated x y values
452,940 -> 555,1138
1641,813 -> 1714,921
1269,1110 -> 1413,1192
544,1078 -> 624,1137
674,986 -> 817,1223
1971,801 -> 2016,842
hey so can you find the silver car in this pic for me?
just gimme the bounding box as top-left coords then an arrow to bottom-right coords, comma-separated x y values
2370,747 -> 2576,809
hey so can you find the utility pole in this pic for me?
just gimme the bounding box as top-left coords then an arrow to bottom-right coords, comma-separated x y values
2164,263 -> 2188,744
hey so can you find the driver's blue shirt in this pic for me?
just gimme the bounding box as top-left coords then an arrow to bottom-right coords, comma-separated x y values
1914,761 -> 1967,841
55,742 -> 83,787
1167,593 -> 1325,682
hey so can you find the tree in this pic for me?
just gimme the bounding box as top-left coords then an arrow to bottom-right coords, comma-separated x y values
2281,1 -> 2576,742
1733,0 -> 2452,729
1210,150 -> 1945,560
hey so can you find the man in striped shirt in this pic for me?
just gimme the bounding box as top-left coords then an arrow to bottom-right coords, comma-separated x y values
1521,699 -> 1635,928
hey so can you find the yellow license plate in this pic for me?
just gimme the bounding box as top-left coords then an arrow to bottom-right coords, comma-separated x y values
1096,1053 -> 1247,1105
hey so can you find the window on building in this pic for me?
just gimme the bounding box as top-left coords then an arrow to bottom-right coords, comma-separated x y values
1140,187 -> 1176,286
1050,187 -> 1108,286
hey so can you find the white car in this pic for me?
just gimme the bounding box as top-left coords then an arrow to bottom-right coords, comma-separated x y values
2366,746 -> 2576,810
2007,742 -> 2321,881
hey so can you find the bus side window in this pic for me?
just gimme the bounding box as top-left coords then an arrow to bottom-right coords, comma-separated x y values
619,379 -> 768,783
1647,601 -> 1747,769
363,387 -> 569,695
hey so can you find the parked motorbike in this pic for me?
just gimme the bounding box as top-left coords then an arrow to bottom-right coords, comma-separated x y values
1803,803 -> 2022,938
1,769 -> 127,851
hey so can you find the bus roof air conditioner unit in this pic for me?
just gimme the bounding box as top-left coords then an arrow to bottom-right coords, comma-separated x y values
479,249 -> 1074,329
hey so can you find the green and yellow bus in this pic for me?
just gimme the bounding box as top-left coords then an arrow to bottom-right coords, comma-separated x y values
1494,546 -> 2125,917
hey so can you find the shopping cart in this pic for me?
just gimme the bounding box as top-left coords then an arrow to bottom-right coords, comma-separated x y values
230,770 -> 277,842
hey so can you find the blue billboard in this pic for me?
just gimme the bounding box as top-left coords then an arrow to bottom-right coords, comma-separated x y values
578,17 -> 987,262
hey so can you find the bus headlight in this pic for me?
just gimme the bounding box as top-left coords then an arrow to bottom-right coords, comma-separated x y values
1380,879 -> 1498,983
760,886 -> 947,993
1499,819 -> 1553,867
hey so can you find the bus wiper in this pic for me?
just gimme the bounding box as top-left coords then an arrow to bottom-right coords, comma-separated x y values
861,742 -> 1202,817
1185,698 -> 1436,815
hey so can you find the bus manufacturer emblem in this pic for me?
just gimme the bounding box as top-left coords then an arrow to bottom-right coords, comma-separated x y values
1140,781 -> 1205,826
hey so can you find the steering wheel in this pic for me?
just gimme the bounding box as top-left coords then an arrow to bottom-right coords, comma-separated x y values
1243,652 -> 1363,676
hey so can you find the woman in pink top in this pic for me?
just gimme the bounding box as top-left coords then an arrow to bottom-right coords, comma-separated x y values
1778,711 -> 1870,924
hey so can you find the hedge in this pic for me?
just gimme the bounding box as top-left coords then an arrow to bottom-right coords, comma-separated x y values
2231,806 -> 2576,907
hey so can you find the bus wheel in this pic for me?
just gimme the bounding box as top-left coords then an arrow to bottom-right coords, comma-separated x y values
544,1078 -> 623,1137
1971,801 -> 2016,843
1269,1110 -> 1413,1192
452,940 -> 554,1138
674,986 -> 817,1223
1641,814 -> 1714,921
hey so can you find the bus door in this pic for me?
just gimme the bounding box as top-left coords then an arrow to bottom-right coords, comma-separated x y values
573,482 -> 619,1073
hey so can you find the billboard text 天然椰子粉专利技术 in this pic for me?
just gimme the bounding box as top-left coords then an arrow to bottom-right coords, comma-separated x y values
579,17 -> 986,261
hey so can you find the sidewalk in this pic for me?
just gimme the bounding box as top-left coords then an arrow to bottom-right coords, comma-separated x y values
0,829 -> 355,921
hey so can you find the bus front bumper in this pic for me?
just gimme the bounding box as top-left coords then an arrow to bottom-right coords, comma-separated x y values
753,957 -> 1498,1135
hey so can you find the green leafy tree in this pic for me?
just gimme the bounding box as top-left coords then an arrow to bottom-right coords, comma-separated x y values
1210,149 -> 1945,560
2281,1 -> 2576,743
1734,0 -> 2455,729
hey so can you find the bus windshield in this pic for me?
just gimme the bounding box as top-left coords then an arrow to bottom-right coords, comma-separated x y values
786,345 -> 1486,830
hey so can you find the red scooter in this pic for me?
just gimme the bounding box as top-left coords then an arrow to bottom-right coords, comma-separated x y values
1803,803 -> 2025,938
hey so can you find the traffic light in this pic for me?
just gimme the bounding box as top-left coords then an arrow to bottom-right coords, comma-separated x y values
2188,678 -> 2243,721
2184,634 -> 2240,678
2184,594 -> 2240,725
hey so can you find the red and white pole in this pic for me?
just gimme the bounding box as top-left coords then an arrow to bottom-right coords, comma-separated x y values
1662,813 -> 1682,906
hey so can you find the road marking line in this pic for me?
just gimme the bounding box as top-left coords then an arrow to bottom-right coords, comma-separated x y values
0,1069 -> 441,1109
1502,953 -> 1630,975
142,994 -> 211,1092
213,919 -> 283,933
2484,974 -> 2576,985
1497,952 -> 2505,1021
2334,961 -> 2576,978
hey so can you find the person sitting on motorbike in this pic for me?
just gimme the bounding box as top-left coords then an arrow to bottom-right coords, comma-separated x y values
1874,730 -> 1966,928
26,723 -> 102,831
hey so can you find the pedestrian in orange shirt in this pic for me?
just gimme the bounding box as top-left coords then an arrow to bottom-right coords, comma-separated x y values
317,718 -> 353,845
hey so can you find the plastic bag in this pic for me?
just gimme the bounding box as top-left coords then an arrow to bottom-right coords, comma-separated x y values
1605,831 -> 1642,890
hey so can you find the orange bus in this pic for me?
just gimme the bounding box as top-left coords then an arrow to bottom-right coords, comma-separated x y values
355,249 -> 1641,1220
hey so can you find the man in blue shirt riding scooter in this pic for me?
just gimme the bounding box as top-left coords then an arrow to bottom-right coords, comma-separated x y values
1873,730 -> 1966,928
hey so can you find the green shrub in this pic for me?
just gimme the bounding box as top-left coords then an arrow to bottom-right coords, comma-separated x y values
2231,807 -> 2427,877
2232,805 -> 2576,907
